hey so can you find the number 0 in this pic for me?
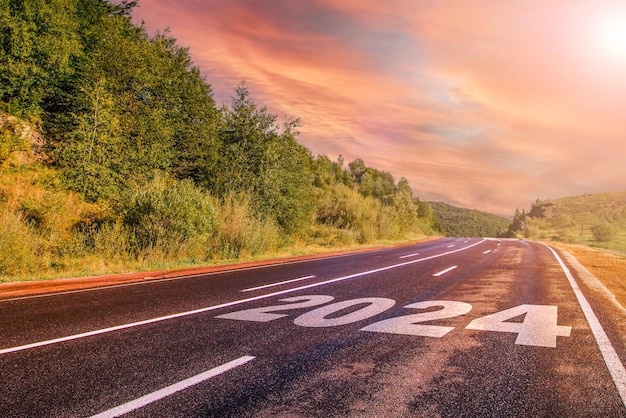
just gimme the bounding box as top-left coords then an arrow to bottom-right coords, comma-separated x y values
215,295 -> 334,322
294,298 -> 395,327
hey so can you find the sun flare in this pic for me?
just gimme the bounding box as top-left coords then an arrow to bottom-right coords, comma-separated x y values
592,10 -> 626,62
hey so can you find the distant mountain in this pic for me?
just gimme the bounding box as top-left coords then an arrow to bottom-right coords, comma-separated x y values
427,202 -> 510,238
505,192 -> 626,253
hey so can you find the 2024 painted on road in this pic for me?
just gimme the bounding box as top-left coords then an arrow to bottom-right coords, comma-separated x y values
216,295 -> 572,348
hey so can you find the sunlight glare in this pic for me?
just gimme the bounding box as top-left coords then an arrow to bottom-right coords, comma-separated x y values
594,11 -> 626,62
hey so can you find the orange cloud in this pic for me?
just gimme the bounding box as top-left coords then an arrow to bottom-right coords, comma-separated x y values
133,0 -> 626,215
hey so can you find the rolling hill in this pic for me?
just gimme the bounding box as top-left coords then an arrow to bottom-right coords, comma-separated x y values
427,202 -> 511,237
507,192 -> 626,253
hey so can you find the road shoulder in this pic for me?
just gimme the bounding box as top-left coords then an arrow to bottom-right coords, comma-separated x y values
553,244 -> 626,310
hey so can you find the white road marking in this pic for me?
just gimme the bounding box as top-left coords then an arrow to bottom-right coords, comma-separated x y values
241,276 -> 316,292
433,266 -> 458,277
0,239 -> 487,355
399,253 -> 420,259
483,250 -> 492,254
89,356 -> 255,418
216,295 -> 334,322
293,298 -> 396,327
446,245 -> 456,248
466,304 -> 571,348
361,300 -> 473,337
547,245 -> 626,407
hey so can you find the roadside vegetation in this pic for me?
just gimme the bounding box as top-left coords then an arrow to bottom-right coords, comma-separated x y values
0,0 -> 440,282
504,192 -> 626,255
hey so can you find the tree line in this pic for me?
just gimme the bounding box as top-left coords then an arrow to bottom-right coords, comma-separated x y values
0,0 -> 440,278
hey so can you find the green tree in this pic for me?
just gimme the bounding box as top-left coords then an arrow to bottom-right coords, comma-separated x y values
215,83 -> 277,195
256,120 -> 314,234
312,154 -> 353,189
390,177 -> 416,232
0,0 -> 80,115
48,1 -> 219,200
348,158 -> 396,204
170,65 -> 219,187
216,84 -> 315,233
59,78 -> 122,201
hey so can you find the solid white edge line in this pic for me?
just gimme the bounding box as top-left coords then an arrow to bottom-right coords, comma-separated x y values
89,355 -> 255,418
241,275 -> 316,292
547,245 -> 626,407
432,266 -> 458,277
0,239 -> 487,355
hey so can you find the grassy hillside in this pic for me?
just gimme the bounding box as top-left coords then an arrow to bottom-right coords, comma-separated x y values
507,192 -> 626,254
428,201 -> 510,237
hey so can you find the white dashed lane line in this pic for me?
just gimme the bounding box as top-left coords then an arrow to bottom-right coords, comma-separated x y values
433,266 -> 458,277
241,276 -> 316,292
89,355 -> 256,418
399,253 -> 420,259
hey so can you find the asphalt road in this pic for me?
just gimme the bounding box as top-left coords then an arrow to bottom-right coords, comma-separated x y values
1,237 -> 625,417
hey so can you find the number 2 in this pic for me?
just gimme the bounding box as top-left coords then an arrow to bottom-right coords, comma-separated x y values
360,301 -> 473,337
215,295 -> 334,322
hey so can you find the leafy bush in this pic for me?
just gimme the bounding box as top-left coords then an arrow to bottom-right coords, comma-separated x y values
522,217 -> 552,240
590,223 -> 617,242
119,174 -> 217,255
303,224 -> 358,247
316,183 -> 381,243
0,130 -> 26,163
213,193 -> 282,259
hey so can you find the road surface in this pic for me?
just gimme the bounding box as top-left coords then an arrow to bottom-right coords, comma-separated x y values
1,237 -> 625,417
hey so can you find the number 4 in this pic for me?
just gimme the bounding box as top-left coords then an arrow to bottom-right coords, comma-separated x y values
465,305 -> 572,348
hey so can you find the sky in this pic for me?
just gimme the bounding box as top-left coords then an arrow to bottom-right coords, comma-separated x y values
131,0 -> 626,216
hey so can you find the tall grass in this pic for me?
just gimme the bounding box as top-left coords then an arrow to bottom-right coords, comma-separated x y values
0,208 -> 45,276
0,168 -> 289,281
212,193 -> 282,259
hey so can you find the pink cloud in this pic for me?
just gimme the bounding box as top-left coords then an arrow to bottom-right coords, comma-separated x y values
132,0 -> 626,215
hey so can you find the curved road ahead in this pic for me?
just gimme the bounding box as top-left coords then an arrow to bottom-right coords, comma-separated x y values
1,238 -> 625,416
